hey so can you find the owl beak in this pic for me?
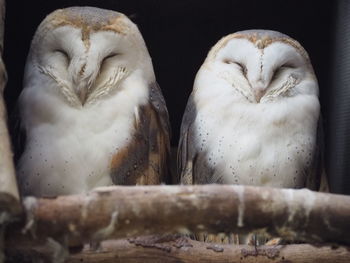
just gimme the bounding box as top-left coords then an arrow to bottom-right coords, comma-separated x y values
77,88 -> 88,105
254,88 -> 266,103
71,60 -> 96,105
74,75 -> 95,105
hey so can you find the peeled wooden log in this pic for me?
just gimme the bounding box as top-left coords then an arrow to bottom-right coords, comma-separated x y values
0,0 -> 21,217
7,236 -> 350,263
0,1 -> 21,262
66,237 -> 350,263
6,185 -> 350,247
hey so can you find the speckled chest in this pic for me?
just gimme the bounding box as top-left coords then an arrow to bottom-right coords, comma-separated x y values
193,102 -> 316,188
18,104 -> 136,196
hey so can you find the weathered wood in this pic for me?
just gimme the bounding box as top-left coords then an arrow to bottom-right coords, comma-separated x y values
6,236 -> 350,263
0,1 -> 21,262
66,237 -> 350,263
6,185 -> 350,247
0,0 -> 20,207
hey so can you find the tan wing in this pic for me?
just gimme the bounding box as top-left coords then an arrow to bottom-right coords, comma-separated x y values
110,82 -> 171,185
177,94 -> 226,185
177,93 -> 196,184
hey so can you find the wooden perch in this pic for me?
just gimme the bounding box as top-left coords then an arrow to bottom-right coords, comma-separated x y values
66,237 -> 350,263
0,1 -> 21,261
7,235 -> 350,263
6,185 -> 350,248
0,0 -> 21,218
7,236 -> 350,263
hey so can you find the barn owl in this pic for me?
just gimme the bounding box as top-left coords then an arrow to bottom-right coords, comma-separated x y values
17,7 -> 171,197
178,30 -> 322,242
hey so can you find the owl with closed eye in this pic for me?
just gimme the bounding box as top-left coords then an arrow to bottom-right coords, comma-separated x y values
178,30 -> 323,244
178,30 -> 322,222
17,7 -> 171,197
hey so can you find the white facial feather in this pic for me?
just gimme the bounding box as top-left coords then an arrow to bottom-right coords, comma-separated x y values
180,30 -> 321,190
17,7 -> 163,196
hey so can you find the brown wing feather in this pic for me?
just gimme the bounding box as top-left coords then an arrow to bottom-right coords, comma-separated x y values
147,82 -> 171,184
177,93 -> 198,184
110,82 -> 171,185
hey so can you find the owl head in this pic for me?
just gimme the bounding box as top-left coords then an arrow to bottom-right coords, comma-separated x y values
25,6 -> 155,107
195,30 -> 318,104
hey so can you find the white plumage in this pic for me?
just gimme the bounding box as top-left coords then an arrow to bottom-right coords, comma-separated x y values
17,7 -> 170,197
178,30 -> 321,191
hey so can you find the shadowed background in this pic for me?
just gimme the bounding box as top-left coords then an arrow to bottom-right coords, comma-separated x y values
4,1 -> 349,194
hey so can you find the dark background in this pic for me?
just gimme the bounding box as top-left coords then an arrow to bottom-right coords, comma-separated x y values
5,1 -> 349,193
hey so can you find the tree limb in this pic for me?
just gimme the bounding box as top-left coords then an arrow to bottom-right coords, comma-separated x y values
6,236 -> 350,263
0,0 -> 20,208
5,185 -> 350,247
66,237 -> 350,263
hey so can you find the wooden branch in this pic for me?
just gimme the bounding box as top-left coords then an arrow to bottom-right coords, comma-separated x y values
0,1 -> 21,261
6,185 -> 350,247
0,0 -> 20,213
65,237 -> 350,263
6,236 -> 350,263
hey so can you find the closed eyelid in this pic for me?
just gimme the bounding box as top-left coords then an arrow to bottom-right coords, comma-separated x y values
102,52 -> 120,62
280,62 -> 296,69
233,61 -> 247,76
270,63 -> 295,82
223,59 -> 247,73
54,49 -> 70,58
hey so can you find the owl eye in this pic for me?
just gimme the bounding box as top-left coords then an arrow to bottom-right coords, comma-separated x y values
101,52 -> 120,65
225,60 -> 247,76
271,63 -> 296,81
99,53 -> 121,74
281,62 -> 296,69
54,49 -> 70,65
54,49 -> 70,59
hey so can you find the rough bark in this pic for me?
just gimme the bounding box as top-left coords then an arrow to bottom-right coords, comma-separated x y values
66,237 -> 350,263
5,185 -> 350,248
0,0 -> 20,208
6,236 -> 350,263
